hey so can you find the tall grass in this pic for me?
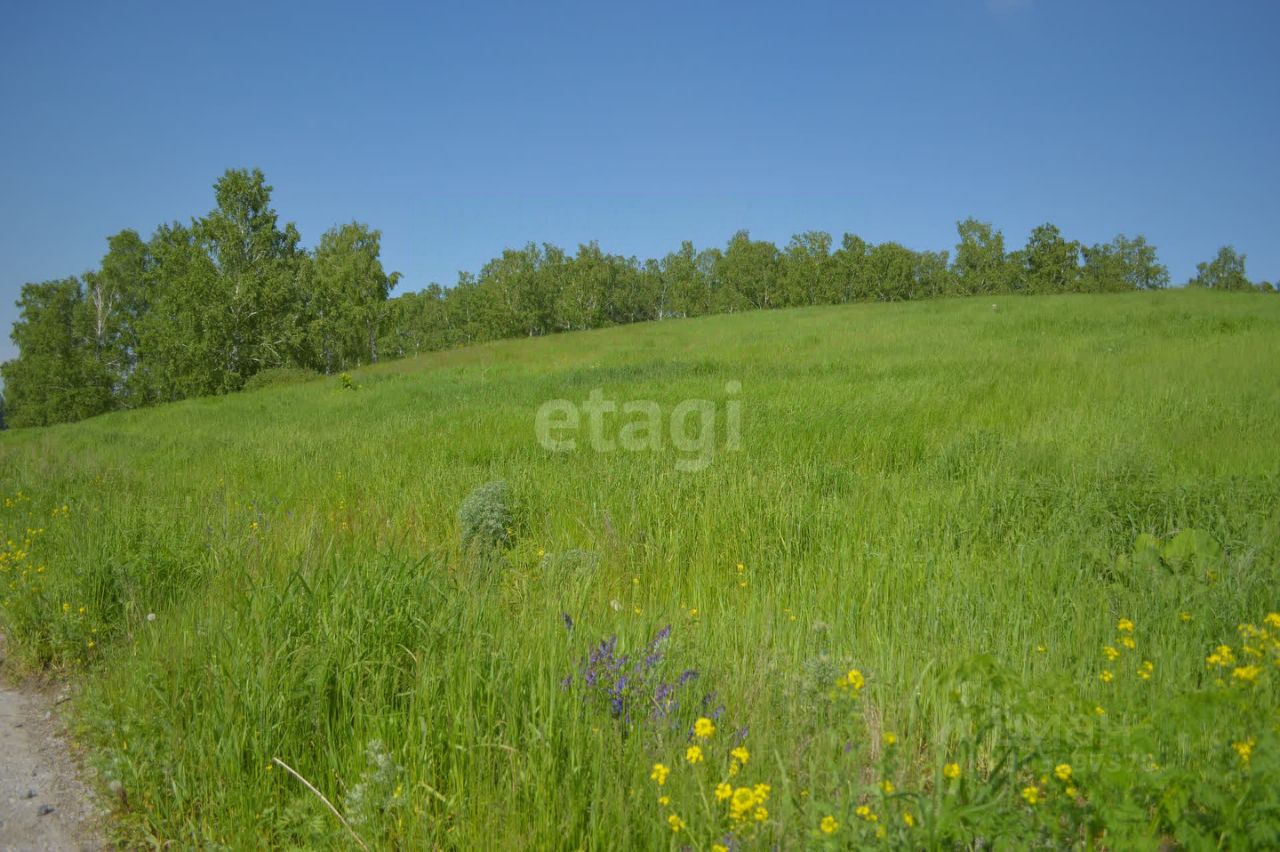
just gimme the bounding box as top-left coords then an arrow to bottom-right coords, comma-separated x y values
1,289 -> 1278,847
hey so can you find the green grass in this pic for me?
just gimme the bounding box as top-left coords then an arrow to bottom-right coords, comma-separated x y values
1,289 -> 1278,848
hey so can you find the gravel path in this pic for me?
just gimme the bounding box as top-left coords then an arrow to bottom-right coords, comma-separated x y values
0,640 -> 104,852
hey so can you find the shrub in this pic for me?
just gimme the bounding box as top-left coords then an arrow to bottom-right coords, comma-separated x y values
343,739 -> 404,836
241,367 -> 322,393
458,480 -> 514,553
539,548 -> 599,582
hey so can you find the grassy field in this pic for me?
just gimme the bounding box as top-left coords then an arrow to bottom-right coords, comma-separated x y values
2,289 -> 1278,848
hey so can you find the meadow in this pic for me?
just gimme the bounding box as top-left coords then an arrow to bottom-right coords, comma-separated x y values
1,288 -> 1278,848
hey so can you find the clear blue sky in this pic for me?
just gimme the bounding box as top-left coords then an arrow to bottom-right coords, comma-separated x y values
2,0 -> 1277,363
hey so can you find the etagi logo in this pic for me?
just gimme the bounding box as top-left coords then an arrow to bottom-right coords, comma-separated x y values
535,381 -> 742,472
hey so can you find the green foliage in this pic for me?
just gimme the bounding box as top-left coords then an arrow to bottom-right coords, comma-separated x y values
0,291 -> 1277,847
622,612 -> 1280,849
129,221 -> 221,401
866,241 -> 919,301
193,167 -> 308,384
657,240 -> 715,319
1189,245 -> 1253,291
717,230 -> 781,311
539,548 -> 599,584
5,163 -> 1202,429
342,740 -> 405,839
458,479 -> 515,553
908,627 -> 1280,849
1082,233 -> 1169,292
241,366 -> 322,392
1019,222 -> 1082,294
953,218 -> 1012,295
2,169 -> 399,425
81,229 -> 148,407
308,223 -> 399,371
0,278 -> 111,427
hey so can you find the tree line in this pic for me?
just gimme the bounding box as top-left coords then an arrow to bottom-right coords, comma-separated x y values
2,168 -> 1272,428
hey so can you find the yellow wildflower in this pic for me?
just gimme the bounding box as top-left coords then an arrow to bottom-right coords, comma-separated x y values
1179,611 -> 1193,623
754,806 -> 768,822
658,795 -> 670,806
903,811 -> 915,827
876,825 -> 887,839
855,805 -> 874,820
667,813 -> 685,832
694,717 -> 716,739
1054,763 -> 1072,782
842,669 -> 865,691
650,763 -> 669,785
1117,618 -> 1134,633
943,762 -> 961,780
1094,705 -> 1106,715
730,786 -> 757,819
820,814 -> 839,834
730,745 -> 749,765
1021,786 -> 1042,805
1066,785 -> 1078,798
1120,636 -> 1136,650
880,779 -> 894,794
1103,645 -> 1120,661
685,745 -> 704,764
712,846 -> 728,852
1138,660 -> 1154,680
1264,612 -> 1280,629
1206,645 -> 1236,667
1232,738 -> 1255,764
1100,670 -> 1114,683
715,782 -> 732,801
1232,665 -> 1261,684
883,732 -> 897,746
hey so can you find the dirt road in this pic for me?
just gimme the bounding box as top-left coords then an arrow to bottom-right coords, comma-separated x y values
0,641 -> 102,851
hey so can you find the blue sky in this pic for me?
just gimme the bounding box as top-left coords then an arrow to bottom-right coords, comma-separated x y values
2,0 -> 1277,363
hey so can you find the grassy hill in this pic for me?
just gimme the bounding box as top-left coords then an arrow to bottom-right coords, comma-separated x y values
2,289 -> 1278,848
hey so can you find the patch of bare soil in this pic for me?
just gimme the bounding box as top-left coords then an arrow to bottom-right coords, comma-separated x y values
0,639 -> 104,851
